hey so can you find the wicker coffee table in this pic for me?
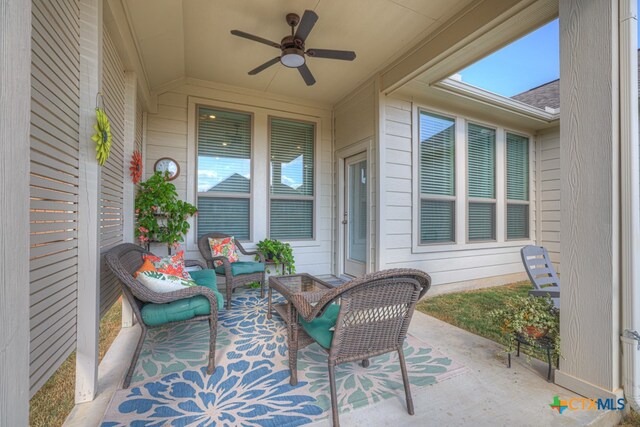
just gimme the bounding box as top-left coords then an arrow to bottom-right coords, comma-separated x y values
268,274 -> 335,385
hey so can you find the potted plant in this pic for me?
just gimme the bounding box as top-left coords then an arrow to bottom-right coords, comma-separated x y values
135,171 -> 197,253
490,294 -> 561,363
255,238 -> 295,274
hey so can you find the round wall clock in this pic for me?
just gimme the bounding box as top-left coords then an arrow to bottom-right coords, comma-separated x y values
154,157 -> 180,181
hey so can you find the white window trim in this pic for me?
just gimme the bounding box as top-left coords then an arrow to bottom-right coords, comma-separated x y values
415,109 -> 458,245
192,104 -> 254,244
504,129 -> 534,241
411,103 -> 535,254
186,96 -> 322,252
466,120 -> 499,243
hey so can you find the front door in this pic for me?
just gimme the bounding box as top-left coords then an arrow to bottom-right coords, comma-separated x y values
344,153 -> 367,277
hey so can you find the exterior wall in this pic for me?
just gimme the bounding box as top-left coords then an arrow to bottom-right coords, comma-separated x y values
537,126 -> 561,270
29,0 -> 81,395
333,80 -> 377,274
379,94 -> 537,286
145,81 -> 333,275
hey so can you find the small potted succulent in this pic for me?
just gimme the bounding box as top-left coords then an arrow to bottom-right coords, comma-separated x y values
135,171 -> 197,253
490,294 -> 561,363
255,238 -> 295,274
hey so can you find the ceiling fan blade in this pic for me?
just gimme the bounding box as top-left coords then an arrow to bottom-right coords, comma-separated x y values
294,10 -> 318,41
230,30 -> 281,49
298,63 -> 316,86
306,49 -> 356,61
248,57 -> 281,75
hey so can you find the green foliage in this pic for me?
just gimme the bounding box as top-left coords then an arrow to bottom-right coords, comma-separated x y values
489,294 -> 561,362
255,238 -> 295,274
135,172 -> 197,247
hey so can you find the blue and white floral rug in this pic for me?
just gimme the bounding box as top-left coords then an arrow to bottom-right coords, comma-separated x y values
101,289 -> 465,426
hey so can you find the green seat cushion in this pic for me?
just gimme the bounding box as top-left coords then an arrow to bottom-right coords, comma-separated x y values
188,269 -> 218,291
214,261 -> 265,276
299,304 -> 340,349
141,269 -> 224,327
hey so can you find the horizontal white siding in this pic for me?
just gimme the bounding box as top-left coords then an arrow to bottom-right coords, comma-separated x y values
380,95 -> 537,286
145,82 -> 333,275
333,81 -> 377,273
29,0 -> 80,396
537,126 -> 561,270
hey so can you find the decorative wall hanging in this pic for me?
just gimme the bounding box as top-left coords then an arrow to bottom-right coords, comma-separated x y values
153,157 -> 180,181
130,150 -> 143,184
92,93 -> 112,165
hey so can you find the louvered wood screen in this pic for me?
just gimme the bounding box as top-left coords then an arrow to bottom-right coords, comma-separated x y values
29,0 -> 81,396
99,29 -> 126,317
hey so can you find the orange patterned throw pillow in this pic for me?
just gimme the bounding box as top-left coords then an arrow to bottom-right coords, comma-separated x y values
134,259 -> 157,278
208,237 -> 239,267
143,250 -> 191,279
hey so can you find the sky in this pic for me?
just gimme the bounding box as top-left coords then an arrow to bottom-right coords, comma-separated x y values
457,19 -> 560,97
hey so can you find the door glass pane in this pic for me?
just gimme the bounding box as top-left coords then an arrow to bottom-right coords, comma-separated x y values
348,160 -> 367,263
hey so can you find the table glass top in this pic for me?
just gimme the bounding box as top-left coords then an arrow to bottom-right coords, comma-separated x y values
269,274 -> 332,294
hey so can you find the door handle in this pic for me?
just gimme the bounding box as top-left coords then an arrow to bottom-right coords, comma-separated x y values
342,211 -> 348,225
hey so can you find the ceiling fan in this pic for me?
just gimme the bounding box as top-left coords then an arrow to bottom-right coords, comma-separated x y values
230,10 -> 356,86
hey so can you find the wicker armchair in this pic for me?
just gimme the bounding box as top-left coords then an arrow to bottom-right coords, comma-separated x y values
104,243 -> 220,388
197,232 -> 266,309
291,269 -> 431,427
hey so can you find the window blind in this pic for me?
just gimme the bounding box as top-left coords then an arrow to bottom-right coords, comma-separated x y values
506,133 -> 529,201
420,112 -> 455,196
467,124 -> 495,199
270,199 -> 313,240
468,123 -> 496,241
269,118 -> 315,239
468,202 -> 496,241
197,107 -> 251,239
507,204 -> 529,240
197,197 -> 250,240
506,132 -> 530,239
420,200 -> 455,243
419,111 -> 456,244
198,107 -> 251,194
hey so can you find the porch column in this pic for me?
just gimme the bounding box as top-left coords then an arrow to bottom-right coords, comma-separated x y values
75,0 -> 103,403
556,0 -> 623,398
122,71 -> 136,328
0,0 -> 32,424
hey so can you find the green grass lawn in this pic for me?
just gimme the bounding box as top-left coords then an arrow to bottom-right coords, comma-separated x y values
29,298 -> 123,427
416,281 -> 533,345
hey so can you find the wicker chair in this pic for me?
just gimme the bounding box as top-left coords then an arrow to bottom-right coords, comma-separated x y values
197,232 -> 266,309
104,243 -> 220,388
291,269 -> 431,426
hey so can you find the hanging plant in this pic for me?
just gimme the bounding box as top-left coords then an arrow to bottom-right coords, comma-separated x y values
92,107 -> 112,165
135,172 -> 197,248
130,150 -> 143,184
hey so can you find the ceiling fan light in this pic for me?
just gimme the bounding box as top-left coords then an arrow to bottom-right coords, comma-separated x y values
281,48 -> 305,68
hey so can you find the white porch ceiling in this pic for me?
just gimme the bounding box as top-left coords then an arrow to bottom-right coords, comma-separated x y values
124,0 -> 473,104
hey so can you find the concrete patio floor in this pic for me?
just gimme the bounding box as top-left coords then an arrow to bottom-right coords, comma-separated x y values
65,292 -> 623,427
318,313 -> 622,427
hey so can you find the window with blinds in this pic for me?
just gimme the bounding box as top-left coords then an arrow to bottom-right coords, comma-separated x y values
467,123 -> 496,241
269,118 -> 315,240
506,132 -> 530,239
419,111 -> 456,244
197,107 -> 251,240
